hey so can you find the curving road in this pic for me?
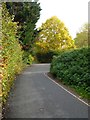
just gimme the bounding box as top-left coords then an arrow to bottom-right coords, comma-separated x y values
3,64 -> 89,118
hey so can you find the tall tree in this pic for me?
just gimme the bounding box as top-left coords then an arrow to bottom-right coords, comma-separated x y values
35,16 -> 75,53
6,2 -> 41,50
74,23 -> 89,48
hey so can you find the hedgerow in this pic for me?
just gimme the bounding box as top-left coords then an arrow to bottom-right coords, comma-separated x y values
35,50 -> 69,63
2,3 -> 23,104
50,47 -> 90,99
35,51 -> 57,63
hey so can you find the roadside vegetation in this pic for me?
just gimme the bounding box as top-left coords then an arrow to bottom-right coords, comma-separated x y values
1,1 -> 41,105
50,47 -> 89,99
2,3 -> 24,103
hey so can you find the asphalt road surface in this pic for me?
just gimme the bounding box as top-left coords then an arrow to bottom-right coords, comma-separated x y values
3,64 -> 89,118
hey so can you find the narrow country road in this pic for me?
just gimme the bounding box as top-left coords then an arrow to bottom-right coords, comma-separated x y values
3,64 -> 88,118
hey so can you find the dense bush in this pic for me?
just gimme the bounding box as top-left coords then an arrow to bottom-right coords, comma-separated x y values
50,47 -> 90,98
2,4 -> 23,104
35,51 -> 59,63
22,51 -> 34,65
35,49 -> 72,63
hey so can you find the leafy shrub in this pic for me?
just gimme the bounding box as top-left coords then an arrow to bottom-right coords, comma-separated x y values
35,45 -> 74,63
27,54 -> 34,65
35,50 -> 60,63
22,51 -> 34,65
22,51 -> 30,64
50,47 -> 90,98
2,3 -> 23,104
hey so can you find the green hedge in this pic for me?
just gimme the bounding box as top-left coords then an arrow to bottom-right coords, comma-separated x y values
50,47 -> 90,98
2,4 -> 23,104
35,50 -> 63,63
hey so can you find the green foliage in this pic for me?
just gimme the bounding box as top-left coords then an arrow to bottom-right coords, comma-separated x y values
35,16 -> 75,54
35,50 -> 68,63
74,23 -> 89,48
6,2 -> 41,50
22,51 -> 34,65
2,3 -> 23,104
27,55 -> 34,65
50,47 -> 90,99
0,3 -> 2,96
35,51 -> 57,63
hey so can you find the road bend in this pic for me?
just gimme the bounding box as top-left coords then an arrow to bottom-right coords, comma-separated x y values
3,64 -> 89,118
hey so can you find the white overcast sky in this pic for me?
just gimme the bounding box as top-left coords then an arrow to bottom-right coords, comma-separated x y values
36,0 -> 89,39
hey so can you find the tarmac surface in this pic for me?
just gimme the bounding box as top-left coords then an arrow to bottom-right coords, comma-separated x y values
3,64 -> 89,118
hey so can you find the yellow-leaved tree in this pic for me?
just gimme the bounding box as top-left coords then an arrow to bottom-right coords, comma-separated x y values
35,16 -> 75,53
